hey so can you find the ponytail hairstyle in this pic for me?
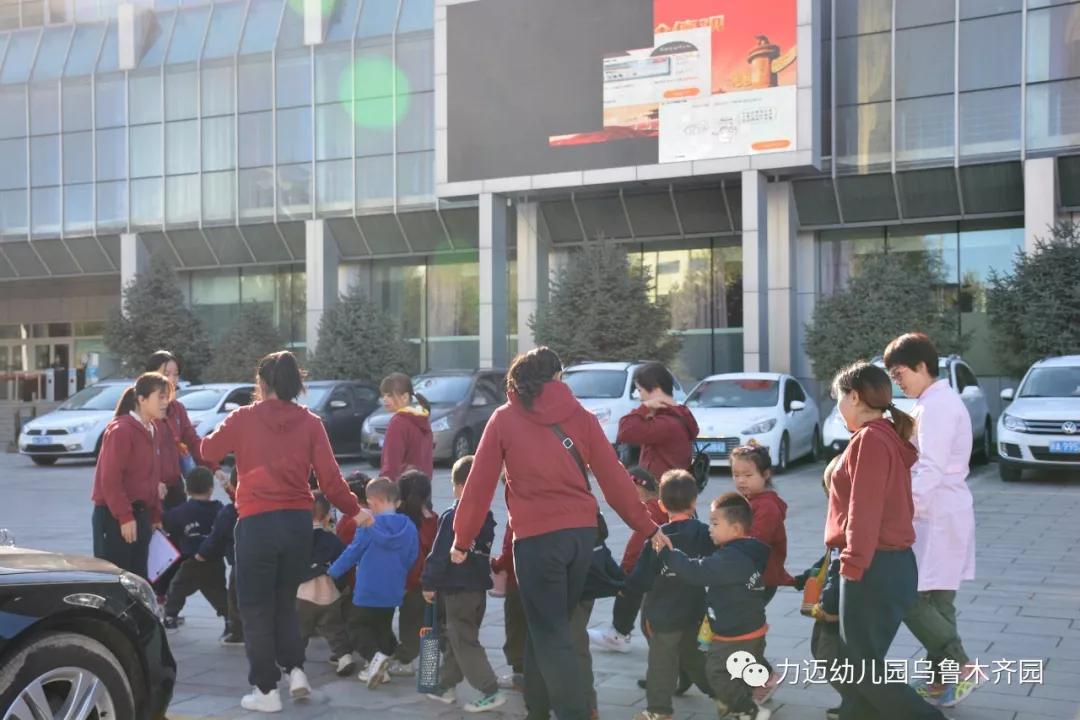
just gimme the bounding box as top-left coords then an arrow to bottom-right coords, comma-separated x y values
380,372 -> 430,413
831,361 -> 914,441
115,372 -> 170,417
256,350 -> 305,403
506,346 -> 563,410
397,469 -> 432,528
145,349 -> 178,374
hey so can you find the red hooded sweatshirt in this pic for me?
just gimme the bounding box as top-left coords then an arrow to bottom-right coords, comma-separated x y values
405,512 -> 439,592
380,409 -> 434,481
453,381 -> 659,548
199,399 -> 362,521
616,404 -> 699,480
748,490 -> 795,588
826,418 -> 918,582
157,399 -> 219,488
92,414 -> 163,525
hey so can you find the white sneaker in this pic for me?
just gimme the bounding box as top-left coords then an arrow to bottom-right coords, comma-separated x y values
587,626 -> 631,653
426,687 -> 457,704
335,653 -> 357,677
288,668 -> 311,699
360,652 -> 391,688
387,659 -> 416,677
464,691 -> 508,713
241,687 -> 283,713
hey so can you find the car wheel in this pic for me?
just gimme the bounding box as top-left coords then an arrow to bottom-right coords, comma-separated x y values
30,456 -> 58,467
999,462 -> 1022,483
975,419 -> 993,465
777,433 -> 790,473
811,426 -> 823,463
0,632 -> 136,720
453,432 -> 473,461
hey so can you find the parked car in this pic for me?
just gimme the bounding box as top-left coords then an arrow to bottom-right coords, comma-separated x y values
822,355 -> 994,462
362,369 -> 507,464
0,541 -> 176,719
685,373 -> 821,472
299,380 -> 381,457
176,383 -> 256,436
997,355 -> 1080,482
17,380 -> 132,466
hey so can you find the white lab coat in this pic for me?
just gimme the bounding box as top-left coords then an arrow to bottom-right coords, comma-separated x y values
909,379 -> 977,591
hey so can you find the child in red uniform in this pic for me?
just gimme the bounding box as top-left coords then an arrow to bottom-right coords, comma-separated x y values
388,469 -> 439,676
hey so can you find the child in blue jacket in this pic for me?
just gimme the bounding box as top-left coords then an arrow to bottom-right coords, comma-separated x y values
328,477 -> 418,689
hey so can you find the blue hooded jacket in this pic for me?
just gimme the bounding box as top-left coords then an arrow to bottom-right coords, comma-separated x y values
329,511 -> 419,608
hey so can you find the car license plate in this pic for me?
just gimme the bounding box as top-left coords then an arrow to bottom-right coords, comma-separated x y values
699,440 -> 726,455
1049,440 -> 1080,454
32,436 -> 52,445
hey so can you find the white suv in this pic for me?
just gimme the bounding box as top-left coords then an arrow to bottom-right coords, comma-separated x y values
997,355 -> 1080,482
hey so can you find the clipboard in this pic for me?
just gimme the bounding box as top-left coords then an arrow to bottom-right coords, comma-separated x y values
147,529 -> 182,584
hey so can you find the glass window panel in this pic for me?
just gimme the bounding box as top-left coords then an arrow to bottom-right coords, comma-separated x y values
355,98 -> 394,154
64,183 -> 93,232
0,5 -> 18,30
354,45 -> 394,99
819,229 -> 887,296
0,189 -> 27,233
276,50 -> 311,107
277,1 -> 304,49
371,261 -> 424,338
427,258 -> 478,338
129,72 -> 162,124
130,124 -> 163,177
835,0 -> 892,36
896,23 -> 955,98
960,87 -> 1021,157
277,163 -> 311,218
835,102 -> 891,172
165,65 -> 197,120
1,29 -> 41,85
30,134 -> 59,186
896,95 -> 955,164
138,12 -> 175,68
1027,4 -> 1080,83
1027,78 -> 1080,151
95,73 -> 124,128
326,0 -> 359,42
240,0 -> 283,54
62,79 -> 91,131
166,174 -> 199,223
961,0 -> 1021,18
167,5 -> 210,64
835,33 -> 890,105
29,82 -> 59,135
31,186 -> 60,233
32,27 -> 72,80
0,138 -> 26,190
277,106 -> 311,164
97,180 -> 127,227
239,111 -> 272,167
96,127 -> 126,181
0,85 -> 26,138
887,225 -> 960,314
238,166 -> 274,219
131,177 -> 163,225
203,1 -> 245,59
316,102 -> 352,160
64,24 -> 106,77
357,154 -> 393,208
23,1 -> 43,27
960,14 -> 1021,91
397,35 -> 433,93
897,0 -> 954,28
356,0 -> 397,39
316,159 -> 351,211
398,0 -> 432,32
166,119 -> 198,174
836,173 -> 899,221
958,222 -> 1023,375
202,116 -> 235,171
315,45 -> 351,104
63,131 -> 92,183
97,21 -> 119,73
238,56 -> 272,111
202,170 -> 234,222
201,61 -> 235,116
396,91 -> 433,152
397,151 -> 433,203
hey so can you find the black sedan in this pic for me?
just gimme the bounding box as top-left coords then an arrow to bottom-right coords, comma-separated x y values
0,545 -> 176,719
300,380 -> 382,457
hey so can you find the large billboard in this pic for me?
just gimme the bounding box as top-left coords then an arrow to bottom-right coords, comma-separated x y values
444,0 -> 799,184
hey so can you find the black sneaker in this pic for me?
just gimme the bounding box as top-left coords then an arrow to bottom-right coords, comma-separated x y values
163,616 -> 179,630
825,707 -> 840,720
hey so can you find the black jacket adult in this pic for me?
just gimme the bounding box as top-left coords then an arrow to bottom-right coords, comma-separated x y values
422,504 -> 495,593
662,536 -> 770,638
198,502 -> 237,565
164,498 -> 223,558
626,518 -> 715,633
302,527 -> 345,584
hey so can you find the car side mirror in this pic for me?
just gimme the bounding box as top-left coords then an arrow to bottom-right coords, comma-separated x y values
961,385 -> 979,398
1000,388 -> 1014,403
789,400 -> 806,412
223,402 -> 240,412
329,400 -> 348,410
471,395 -> 489,407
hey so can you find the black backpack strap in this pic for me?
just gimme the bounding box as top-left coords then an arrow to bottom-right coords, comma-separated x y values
550,423 -> 591,492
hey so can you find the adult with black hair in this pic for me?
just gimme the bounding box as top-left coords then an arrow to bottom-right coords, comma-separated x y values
451,346 -> 669,720
200,351 -> 374,714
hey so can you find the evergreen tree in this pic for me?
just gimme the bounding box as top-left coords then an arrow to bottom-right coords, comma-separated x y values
204,303 -> 284,382
104,254 -> 212,381
530,238 -> 681,366
309,284 -> 417,381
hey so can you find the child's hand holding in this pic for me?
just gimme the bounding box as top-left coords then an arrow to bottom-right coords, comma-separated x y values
423,591 -> 436,603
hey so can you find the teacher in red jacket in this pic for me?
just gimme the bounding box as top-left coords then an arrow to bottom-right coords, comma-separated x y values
451,347 -> 668,720
200,351 -> 372,714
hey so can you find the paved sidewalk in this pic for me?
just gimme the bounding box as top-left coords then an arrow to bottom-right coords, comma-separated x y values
2,452 -> 1079,719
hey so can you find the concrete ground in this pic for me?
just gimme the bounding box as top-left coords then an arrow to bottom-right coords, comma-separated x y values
2,451 -> 1079,720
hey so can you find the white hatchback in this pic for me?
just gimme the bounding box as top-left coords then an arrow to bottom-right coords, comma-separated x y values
176,383 -> 256,436
685,373 -> 821,472
997,355 -> 1080,482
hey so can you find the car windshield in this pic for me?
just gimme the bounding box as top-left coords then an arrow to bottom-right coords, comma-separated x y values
413,375 -> 473,404
58,383 -> 128,411
1019,366 -> 1080,398
563,370 -> 627,399
298,386 -> 330,409
176,388 -> 225,411
687,379 -> 779,408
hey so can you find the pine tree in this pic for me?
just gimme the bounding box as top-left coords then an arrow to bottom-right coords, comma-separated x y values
530,238 -> 681,366
308,284 -> 417,381
104,254 -> 212,381
204,303 -> 284,382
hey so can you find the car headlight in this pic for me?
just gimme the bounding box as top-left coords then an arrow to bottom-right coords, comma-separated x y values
431,416 -> 451,433
1002,413 -> 1028,433
742,418 -> 777,435
120,571 -> 162,619
362,418 -> 373,434
67,422 -> 94,434
592,408 -> 612,424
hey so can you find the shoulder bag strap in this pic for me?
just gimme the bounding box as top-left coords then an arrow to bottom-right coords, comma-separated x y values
550,423 -> 591,493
